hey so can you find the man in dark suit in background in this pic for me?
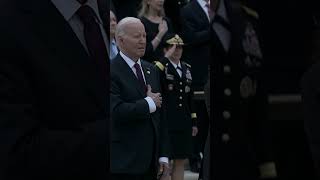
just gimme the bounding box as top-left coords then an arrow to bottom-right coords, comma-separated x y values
110,17 -> 170,180
0,0 -> 108,179
180,0 -> 211,172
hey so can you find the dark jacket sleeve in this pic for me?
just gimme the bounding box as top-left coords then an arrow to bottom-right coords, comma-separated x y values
110,71 -> 150,126
180,7 -> 211,46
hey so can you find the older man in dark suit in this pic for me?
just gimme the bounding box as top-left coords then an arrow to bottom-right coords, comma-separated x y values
0,0 -> 108,179
110,17 -> 170,180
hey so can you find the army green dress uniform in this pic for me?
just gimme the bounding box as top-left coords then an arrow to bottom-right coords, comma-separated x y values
154,34 -> 197,159
209,1 -> 277,179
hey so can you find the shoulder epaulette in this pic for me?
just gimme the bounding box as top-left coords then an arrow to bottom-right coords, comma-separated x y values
182,61 -> 191,68
241,5 -> 259,19
153,61 -> 165,71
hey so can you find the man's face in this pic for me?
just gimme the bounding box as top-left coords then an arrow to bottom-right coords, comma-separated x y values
119,22 -> 146,61
110,11 -> 117,37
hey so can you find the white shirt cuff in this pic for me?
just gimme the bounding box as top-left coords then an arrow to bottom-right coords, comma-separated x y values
159,157 -> 169,164
145,97 -> 156,113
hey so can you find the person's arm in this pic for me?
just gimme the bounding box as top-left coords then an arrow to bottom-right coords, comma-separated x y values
153,65 -> 171,178
180,8 -> 211,46
110,75 -> 151,125
186,65 -> 198,136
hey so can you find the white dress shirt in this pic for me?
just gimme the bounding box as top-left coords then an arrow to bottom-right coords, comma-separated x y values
110,38 -> 118,60
169,60 -> 182,78
197,0 -> 211,21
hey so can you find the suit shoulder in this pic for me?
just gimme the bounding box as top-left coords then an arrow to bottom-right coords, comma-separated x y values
181,1 -> 193,13
241,5 -> 259,19
141,59 -> 153,67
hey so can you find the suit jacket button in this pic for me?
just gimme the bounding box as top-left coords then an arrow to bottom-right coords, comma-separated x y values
179,96 -> 183,100
180,82 -> 183,85
179,104 -> 182,107
224,88 -> 232,96
223,111 -> 231,119
178,1 -> 181,5
180,89 -> 183,92
222,133 -> 230,142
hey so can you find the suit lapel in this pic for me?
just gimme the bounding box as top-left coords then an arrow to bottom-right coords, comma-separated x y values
117,56 -> 146,97
19,0 -> 107,111
141,61 -> 152,87
225,0 -> 246,59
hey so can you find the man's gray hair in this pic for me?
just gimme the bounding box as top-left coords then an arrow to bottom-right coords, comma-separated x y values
115,17 -> 142,38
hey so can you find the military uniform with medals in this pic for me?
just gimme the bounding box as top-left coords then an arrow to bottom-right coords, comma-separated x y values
154,34 -> 197,159
209,1 -> 277,179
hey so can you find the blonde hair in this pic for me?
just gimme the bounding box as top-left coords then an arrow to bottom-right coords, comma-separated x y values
138,0 -> 165,18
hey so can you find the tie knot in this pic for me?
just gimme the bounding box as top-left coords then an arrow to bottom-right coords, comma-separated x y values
134,63 -> 141,70
77,5 -> 97,24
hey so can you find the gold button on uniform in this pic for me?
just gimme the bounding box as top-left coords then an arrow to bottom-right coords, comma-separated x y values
179,104 -> 182,107
179,96 -> 183,100
222,133 -> 230,142
223,111 -> 231,119
180,82 -> 183,85
224,88 -> 232,96
180,89 -> 183,92
224,65 -> 231,73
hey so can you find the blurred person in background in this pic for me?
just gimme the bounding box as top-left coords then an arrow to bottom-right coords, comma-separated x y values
207,0 -> 277,179
138,0 -> 174,63
110,10 -> 119,60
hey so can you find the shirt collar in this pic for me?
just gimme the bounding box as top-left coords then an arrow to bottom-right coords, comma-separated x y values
120,51 -> 141,69
51,0 -> 102,23
197,0 -> 208,10
111,38 -> 116,45
169,59 -> 181,69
